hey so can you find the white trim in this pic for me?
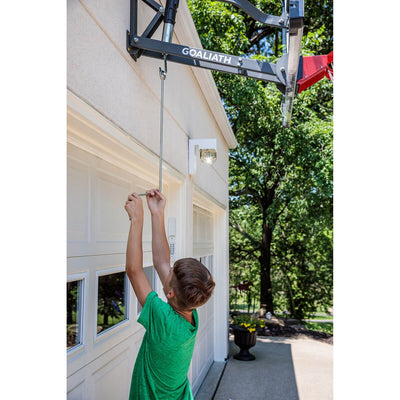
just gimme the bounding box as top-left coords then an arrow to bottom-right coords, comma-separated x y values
213,210 -> 230,361
193,184 -> 226,212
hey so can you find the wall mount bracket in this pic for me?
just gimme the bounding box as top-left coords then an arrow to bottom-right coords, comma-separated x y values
127,0 -> 304,127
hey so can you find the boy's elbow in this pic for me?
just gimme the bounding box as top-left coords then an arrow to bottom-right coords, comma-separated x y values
125,264 -> 140,278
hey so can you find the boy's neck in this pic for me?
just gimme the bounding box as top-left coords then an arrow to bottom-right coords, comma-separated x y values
172,306 -> 195,326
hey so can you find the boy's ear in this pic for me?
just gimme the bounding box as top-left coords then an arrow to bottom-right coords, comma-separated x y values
166,288 -> 176,299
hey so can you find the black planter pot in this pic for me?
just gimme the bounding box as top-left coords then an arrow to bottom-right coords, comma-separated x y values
232,326 -> 257,361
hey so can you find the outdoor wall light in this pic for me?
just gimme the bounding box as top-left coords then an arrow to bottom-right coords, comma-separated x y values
188,139 -> 217,175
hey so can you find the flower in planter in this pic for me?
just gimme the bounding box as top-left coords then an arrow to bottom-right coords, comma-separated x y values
231,314 -> 265,333
230,314 -> 265,361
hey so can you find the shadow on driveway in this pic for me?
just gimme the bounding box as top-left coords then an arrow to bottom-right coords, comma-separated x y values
213,337 -> 299,400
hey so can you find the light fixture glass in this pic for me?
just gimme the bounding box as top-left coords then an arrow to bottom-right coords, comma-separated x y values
200,148 -> 217,165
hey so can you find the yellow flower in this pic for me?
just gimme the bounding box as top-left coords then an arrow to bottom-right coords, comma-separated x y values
248,328 -> 255,333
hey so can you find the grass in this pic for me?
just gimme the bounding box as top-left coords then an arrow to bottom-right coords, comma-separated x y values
304,321 -> 333,335
307,314 -> 333,320
97,311 -> 126,330
230,297 -> 258,313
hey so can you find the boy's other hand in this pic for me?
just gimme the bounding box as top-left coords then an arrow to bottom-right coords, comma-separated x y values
146,189 -> 166,215
125,193 -> 144,223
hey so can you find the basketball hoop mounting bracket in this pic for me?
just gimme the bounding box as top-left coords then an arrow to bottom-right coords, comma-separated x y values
126,0 -> 304,126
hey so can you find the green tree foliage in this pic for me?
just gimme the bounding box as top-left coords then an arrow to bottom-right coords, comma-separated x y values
188,0 -> 333,319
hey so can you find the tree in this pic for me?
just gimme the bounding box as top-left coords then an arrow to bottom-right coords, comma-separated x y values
271,118 -> 333,319
188,0 -> 333,318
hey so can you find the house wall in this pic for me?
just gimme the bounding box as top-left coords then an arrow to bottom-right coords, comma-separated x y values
67,0 -> 236,398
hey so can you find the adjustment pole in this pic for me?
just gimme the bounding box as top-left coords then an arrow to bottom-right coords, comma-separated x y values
138,55 -> 167,196
158,56 -> 167,193
162,0 -> 180,42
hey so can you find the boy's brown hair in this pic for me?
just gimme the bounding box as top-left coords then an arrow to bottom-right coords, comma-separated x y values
171,258 -> 215,310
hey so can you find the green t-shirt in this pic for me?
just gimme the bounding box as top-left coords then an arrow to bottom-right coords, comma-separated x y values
129,291 -> 199,400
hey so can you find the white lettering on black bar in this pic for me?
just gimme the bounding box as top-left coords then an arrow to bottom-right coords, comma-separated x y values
182,47 -> 233,65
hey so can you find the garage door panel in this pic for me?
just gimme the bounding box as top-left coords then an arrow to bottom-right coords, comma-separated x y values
68,144 -> 155,257
92,350 -> 130,400
193,206 -> 213,258
67,377 -> 86,400
94,170 -> 131,243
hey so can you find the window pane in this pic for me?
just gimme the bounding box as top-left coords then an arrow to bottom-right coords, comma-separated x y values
137,266 -> 155,314
200,255 -> 214,275
97,272 -> 127,334
67,280 -> 82,350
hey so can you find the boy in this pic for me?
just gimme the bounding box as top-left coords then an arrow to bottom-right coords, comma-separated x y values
124,189 -> 215,400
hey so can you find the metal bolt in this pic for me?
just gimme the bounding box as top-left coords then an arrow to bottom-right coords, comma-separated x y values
280,67 -> 285,72
128,47 -> 131,51
133,37 -> 139,43
159,7 -> 165,13
279,18 -> 284,24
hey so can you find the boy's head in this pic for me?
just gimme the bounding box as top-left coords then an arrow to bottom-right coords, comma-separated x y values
164,258 -> 215,310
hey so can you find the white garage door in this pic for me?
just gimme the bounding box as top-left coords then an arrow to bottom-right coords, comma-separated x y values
67,143 -> 159,400
191,205 -> 215,395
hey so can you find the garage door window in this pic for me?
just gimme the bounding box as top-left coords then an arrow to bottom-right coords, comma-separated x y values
200,255 -> 214,276
137,266 -> 156,314
67,279 -> 83,350
97,271 -> 127,335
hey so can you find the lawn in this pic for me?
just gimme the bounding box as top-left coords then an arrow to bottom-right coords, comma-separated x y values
304,321 -> 333,335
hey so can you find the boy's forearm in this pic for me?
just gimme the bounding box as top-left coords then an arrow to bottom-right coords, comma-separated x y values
151,211 -> 171,281
126,218 -> 144,274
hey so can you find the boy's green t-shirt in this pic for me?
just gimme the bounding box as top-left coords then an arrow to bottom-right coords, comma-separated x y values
129,291 -> 199,400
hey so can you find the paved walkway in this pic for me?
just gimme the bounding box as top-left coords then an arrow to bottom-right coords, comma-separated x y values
195,334 -> 333,400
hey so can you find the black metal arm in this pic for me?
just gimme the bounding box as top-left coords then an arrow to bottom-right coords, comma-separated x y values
216,0 -> 289,28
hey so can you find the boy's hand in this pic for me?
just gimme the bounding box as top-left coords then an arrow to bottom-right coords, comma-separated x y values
146,189 -> 166,215
124,193 -> 144,223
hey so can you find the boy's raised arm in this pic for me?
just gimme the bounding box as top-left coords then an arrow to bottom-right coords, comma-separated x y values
124,193 -> 152,307
145,189 -> 171,286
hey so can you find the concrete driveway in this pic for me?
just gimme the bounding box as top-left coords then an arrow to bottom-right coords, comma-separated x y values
195,335 -> 333,400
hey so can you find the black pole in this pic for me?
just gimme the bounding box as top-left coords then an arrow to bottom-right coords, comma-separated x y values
130,0 -> 137,39
162,0 -> 180,42
164,0 -> 179,25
